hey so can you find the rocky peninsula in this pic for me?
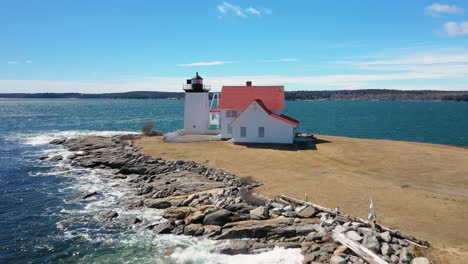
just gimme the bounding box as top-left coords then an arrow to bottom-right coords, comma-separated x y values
45,134 -> 432,264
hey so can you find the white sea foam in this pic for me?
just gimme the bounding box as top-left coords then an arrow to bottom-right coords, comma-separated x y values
171,239 -> 304,264
10,130 -> 139,146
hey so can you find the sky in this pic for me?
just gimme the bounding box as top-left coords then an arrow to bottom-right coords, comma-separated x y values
1,0 -> 468,93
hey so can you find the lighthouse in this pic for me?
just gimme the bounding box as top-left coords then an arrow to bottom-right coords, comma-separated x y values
183,72 -> 212,134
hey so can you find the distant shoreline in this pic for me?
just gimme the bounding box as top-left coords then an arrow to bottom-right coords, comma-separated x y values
1,89 -> 468,101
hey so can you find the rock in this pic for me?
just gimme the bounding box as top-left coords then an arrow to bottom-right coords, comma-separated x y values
81,191 -> 99,199
144,199 -> 172,209
400,247 -> 414,263
362,234 -> 381,254
217,218 -> 293,239
411,257 -> 432,264
127,216 -> 142,224
322,218 -> 335,226
390,254 -> 399,263
312,224 -> 327,236
184,210 -> 205,224
184,224 -> 204,236
358,227 -> 373,236
271,202 -> 285,209
100,210 -> 118,220
249,206 -> 268,220
225,202 -> 252,213
152,221 -> 174,234
48,155 -> 63,161
163,207 -> 195,220
333,225 -> 347,233
269,208 -> 282,218
330,255 -> 346,264
381,242 -> 394,256
345,230 -> 363,242
121,198 -> 144,209
334,245 -> 348,255
379,231 -> 391,242
50,138 -> 66,145
203,209 -> 232,226
172,225 -> 185,235
203,225 -> 221,237
180,194 -> 198,206
296,205 -> 317,218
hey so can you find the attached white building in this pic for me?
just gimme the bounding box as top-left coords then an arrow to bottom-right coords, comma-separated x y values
217,81 -> 299,144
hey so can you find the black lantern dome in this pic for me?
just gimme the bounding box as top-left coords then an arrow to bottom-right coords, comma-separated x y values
184,72 -> 210,92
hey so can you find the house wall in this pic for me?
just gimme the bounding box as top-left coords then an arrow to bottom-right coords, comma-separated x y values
184,92 -> 212,134
231,102 -> 295,144
219,109 -> 238,138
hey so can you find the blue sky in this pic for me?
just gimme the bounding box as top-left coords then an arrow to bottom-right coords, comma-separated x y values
1,0 -> 468,93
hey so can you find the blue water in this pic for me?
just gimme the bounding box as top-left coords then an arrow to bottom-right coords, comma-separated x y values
0,98 -> 467,263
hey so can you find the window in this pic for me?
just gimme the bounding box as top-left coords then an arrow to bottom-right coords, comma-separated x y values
258,127 -> 265,137
240,127 -> 247,137
226,110 -> 238,118
227,124 -> 232,134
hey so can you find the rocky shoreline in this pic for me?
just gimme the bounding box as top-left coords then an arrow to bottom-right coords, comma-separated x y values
45,134 -> 432,264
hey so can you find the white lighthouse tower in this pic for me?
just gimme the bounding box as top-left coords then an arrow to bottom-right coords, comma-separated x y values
183,72 -> 212,134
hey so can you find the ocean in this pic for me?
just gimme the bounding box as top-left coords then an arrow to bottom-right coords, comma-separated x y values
0,98 -> 467,263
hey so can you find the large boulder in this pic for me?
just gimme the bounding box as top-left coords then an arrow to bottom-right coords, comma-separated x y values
152,221 -> 175,234
100,210 -> 118,220
184,210 -> 205,224
163,207 -> 195,220
203,225 -> 221,237
249,206 -> 268,220
184,224 -> 204,236
203,209 -> 232,226
144,199 -> 172,209
297,205 -> 317,218
217,218 -> 293,239
362,234 -> 381,254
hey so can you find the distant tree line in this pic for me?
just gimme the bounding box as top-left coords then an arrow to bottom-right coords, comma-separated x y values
1,90 -> 468,101
284,89 -> 468,102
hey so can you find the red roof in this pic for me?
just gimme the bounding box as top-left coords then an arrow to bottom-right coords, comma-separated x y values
218,85 -> 284,111
254,99 -> 299,126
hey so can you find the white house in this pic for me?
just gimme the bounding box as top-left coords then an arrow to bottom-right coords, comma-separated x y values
229,99 -> 298,144
182,75 -> 299,144
217,81 -> 299,144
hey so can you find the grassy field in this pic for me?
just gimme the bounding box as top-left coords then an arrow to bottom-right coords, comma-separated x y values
135,135 -> 468,263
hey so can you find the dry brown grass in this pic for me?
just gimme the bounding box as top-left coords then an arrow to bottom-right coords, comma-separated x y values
135,135 -> 468,263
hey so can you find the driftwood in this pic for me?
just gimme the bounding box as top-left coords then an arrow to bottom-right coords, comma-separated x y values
279,195 -> 430,248
332,230 -> 389,264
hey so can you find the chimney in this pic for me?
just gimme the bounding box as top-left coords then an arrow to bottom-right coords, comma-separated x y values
246,81 -> 252,86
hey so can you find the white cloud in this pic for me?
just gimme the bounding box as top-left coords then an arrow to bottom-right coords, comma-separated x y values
217,2 -> 270,18
7,61 -> 18,64
176,61 -> 233,67
444,21 -> 468,36
217,2 -> 246,18
260,58 -> 298,63
246,7 -> 260,16
25,60 -> 32,64
426,3 -> 464,16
